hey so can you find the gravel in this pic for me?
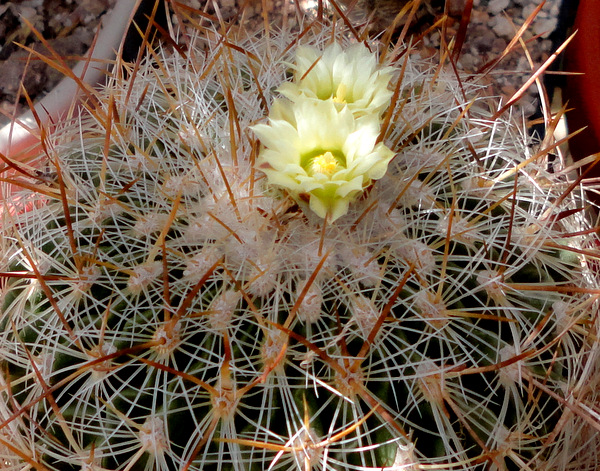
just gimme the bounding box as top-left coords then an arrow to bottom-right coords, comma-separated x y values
453,0 -> 562,117
0,0 -> 116,122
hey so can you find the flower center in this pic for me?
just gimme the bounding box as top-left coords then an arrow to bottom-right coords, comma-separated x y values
310,151 -> 340,176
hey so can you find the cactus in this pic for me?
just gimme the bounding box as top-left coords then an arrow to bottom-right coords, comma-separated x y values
1,11 -> 600,471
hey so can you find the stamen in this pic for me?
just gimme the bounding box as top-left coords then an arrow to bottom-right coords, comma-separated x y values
333,83 -> 348,103
310,152 -> 340,176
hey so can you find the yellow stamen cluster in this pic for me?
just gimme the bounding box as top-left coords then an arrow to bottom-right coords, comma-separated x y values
310,152 -> 340,176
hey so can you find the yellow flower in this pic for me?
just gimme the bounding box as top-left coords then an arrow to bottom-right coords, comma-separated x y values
252,98 -> 394,221
278,42 -> 393,117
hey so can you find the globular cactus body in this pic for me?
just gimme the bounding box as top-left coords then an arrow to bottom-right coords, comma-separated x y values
1,14 -> 600,471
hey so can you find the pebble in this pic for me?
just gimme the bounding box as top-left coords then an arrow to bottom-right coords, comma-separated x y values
533,17 -> 558,38
490,16 -> 515,38
488,0 -> 510,15
522,4 -> 539,19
